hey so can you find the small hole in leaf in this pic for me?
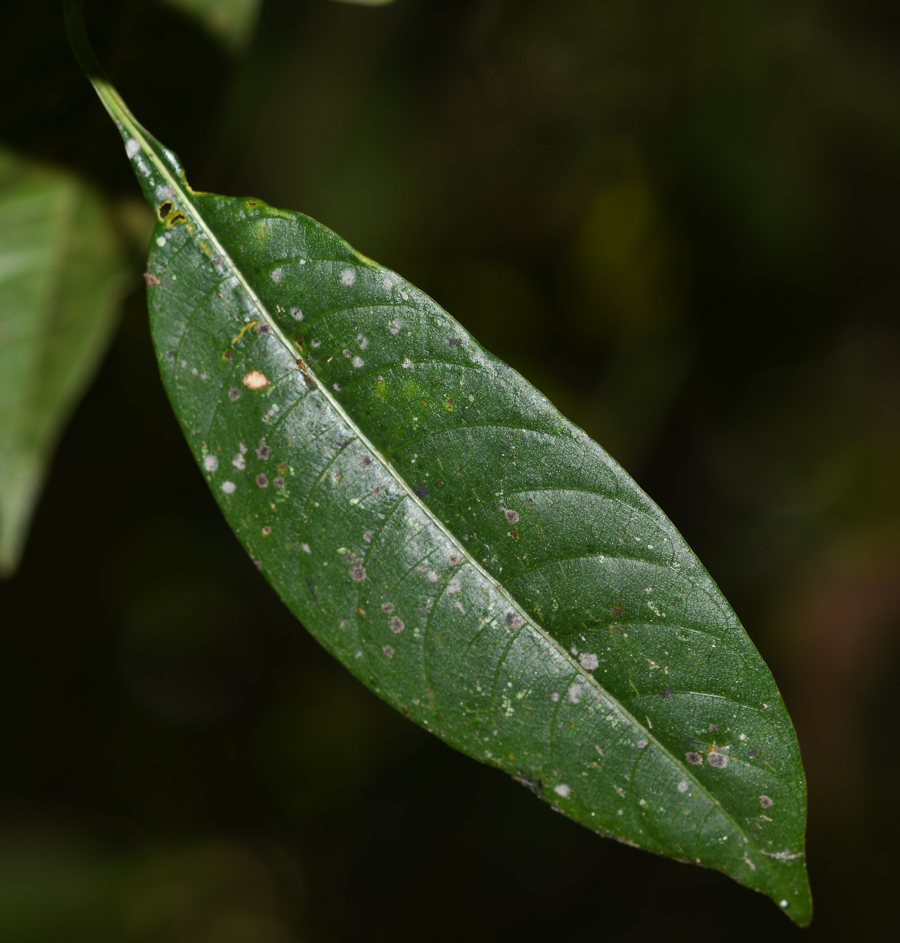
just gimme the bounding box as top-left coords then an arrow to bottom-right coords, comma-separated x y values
157,200 -> 173,219
169,211 -> 188,226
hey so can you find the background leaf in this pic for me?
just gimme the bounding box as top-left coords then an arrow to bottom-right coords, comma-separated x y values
0,147 -> 129,576
161,0 -> 263,54
73,36 -> 810,915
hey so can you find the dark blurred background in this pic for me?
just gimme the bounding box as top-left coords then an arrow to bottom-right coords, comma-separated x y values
2,0 -> 900,939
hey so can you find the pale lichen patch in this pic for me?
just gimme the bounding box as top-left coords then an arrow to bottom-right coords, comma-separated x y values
242,370 -> 269,390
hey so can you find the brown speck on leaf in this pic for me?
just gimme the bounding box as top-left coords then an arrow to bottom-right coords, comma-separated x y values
342,349 -> 351,357
143,271 -> 160,286
303,374 -> 318,391
262,526 -> 272,536
257,442 -> 272,460
707,752 -> 728,769
658,687 -> 675,699
760,795 -> 774,808
381,603 -> 395,614
686,752 -> 703,766
504,509 -> 519,524
390,617 -> 405,633
383,645 -> 394,659
363,532 -> 372,542
414,485 -> 430,499
273,477 -> 286,488
343,553 -> 357,565
506,612 -> 524,628
256,474 -> 269,488
350,565 -> 367,582
748,748 -> 759,758
610,606 -> 624,618
709,724 -> 718,732
372,485 -> 382,497
362,456 -> 373,469
256,323 -> 271,335
228,387 -> 241,401
448,553 -> 461,566
277,463 -> 288,473
223,350 -> 234,361
242,369 -> 269,390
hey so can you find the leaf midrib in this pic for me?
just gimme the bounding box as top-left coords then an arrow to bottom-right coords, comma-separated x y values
97,83 -> 791,891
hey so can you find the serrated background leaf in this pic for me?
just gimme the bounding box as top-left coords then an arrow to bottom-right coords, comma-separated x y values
84,83 -> 812,917
0,147 -> 128,576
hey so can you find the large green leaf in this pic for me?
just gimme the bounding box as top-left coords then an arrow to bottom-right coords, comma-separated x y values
0,147 -> 128,576
65,1 -> 811,923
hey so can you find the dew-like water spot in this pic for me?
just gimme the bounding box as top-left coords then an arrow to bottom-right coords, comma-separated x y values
341,269 -> 356,285
233,453 -> 246,470
686,752 -> 703,765
553,784 -> 571,798
270,268 -> 283,283
506,612 -> 524,628
242,370 -> 269,390
402,358 -> 412,369
221,481 -> 236,494
357,334 -> 369,350
427,571 -> 439,583
352,356 -> 364,368
203,455 -> 218,472
550,692 -> 559,702
760,795 -> 774,808
455,601 -> 466,614
447,577 -> 461,594
637,738 -> 648,749
333,383 -> 341,391
677,781 -> 689,793
256,474 -> 269,488
390,617 -> 405,633
567,684 -> 584,704
301,543 -> 311,553
389,320 -> 401,335
579,652 -> 599,671
125,138 -> 141,158
291,308 -> 303,321
382,603 -> 395,614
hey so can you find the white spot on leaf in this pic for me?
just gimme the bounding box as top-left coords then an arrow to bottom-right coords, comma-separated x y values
221,481 -> 236,494
553,784 -> 571,798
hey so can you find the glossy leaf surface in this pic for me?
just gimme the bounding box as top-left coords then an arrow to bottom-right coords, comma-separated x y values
66,2 -> 811,922
0,147 -> 126,576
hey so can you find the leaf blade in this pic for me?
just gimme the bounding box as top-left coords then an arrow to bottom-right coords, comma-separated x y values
65,2 -> 811,918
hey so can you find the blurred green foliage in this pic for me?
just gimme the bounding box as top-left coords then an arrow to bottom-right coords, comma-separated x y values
1,0 -> 899,939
